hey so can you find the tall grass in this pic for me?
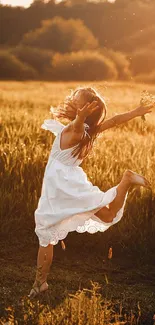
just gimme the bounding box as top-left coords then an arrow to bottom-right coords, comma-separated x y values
0,81 -> 155,254
0,281 -> 146,324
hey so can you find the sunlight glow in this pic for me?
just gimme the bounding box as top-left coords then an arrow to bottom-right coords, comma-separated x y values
0,0 -> 116,7
0,0 -> 33,7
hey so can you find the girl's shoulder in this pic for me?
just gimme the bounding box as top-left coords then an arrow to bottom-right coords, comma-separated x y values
41,119 -> 65,136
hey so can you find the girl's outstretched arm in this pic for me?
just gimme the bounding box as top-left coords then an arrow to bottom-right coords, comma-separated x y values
98,104 -> 153,133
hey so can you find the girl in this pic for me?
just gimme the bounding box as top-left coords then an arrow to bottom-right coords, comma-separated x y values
28,86 -> 152,298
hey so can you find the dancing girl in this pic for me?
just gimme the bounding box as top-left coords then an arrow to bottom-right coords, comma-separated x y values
28,87 -> 153,298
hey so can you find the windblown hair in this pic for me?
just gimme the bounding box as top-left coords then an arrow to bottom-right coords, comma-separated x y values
51,87 -> 107,160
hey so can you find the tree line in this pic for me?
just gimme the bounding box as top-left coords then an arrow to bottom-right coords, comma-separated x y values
1,0 -> 155,82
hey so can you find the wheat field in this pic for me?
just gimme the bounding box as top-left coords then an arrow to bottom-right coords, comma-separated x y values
1,80 -> 155,247
1,81 -> 155,323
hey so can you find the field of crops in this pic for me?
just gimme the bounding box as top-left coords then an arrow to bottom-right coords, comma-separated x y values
1,81 -> 155,324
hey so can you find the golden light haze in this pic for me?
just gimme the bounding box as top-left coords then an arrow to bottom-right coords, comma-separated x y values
1,0 -> 116,8
1,0 -> 33,7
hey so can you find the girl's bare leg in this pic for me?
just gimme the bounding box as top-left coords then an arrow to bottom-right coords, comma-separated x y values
35,244 -> 53,283
95,169 -> 151,223
28,244 -> 53,297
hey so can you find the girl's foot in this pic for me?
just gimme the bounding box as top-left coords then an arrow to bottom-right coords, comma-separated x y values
123,170 -> 151,188
28,281 -> 49,299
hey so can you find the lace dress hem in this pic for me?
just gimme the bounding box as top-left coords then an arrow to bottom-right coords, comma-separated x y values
35,186 -> 128,247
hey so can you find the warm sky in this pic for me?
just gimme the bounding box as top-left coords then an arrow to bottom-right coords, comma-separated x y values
1,0 -> 115,8
0,0 -> 60,7
1,0 -> 33,7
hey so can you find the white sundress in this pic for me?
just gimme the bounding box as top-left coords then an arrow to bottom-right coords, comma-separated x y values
34,119 -> 128,248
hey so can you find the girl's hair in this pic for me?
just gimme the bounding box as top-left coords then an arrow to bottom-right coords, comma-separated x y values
51,86 -> 107,160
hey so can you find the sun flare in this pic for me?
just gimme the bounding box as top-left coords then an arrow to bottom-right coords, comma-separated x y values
1,0 -> 33,7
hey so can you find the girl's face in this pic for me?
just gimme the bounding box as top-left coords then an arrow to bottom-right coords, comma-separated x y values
73,90 -> 102,121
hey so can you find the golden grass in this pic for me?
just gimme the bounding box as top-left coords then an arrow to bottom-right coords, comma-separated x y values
0,80 -> 155,249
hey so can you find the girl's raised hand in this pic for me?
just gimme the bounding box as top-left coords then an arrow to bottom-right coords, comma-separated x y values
136,90 -> 155,118
77,101 -> 99,121
136,102 -> 154,117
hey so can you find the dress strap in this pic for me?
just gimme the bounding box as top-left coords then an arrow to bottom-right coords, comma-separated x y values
41,119 -> 65,136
